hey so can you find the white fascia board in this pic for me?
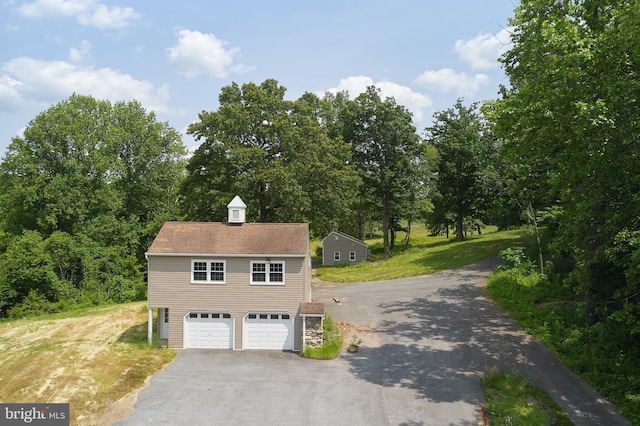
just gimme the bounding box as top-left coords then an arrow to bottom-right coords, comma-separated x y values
145,252 -> 305,258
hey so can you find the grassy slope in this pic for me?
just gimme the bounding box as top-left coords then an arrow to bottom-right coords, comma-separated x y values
315,226 -> 533,283
0,302 -> 175,425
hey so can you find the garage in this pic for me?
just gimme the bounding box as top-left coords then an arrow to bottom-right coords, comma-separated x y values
244,313 -> 293,350
184,312 -> 233,349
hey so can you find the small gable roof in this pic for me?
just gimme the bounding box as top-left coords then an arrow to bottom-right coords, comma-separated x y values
147,222 -> 309,256
320,230 -> 367,247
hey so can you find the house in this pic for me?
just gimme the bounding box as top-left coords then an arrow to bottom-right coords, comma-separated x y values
145,196 -> 319,351
320,230 -> 369,266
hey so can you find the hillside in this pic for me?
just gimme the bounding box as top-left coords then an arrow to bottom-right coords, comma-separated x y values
0,302 -> 175,425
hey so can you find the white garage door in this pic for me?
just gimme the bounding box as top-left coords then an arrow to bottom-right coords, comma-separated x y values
244,313 -> 293,350
184,312 -> 233,349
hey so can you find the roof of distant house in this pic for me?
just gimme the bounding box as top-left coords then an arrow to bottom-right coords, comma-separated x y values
320,230 -> 367,247
147,222 -> 309,256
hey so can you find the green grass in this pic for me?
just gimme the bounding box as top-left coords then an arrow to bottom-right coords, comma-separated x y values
487,269 -> 640,424
302,315 -> 343,360
482,368 -> 572,425
316,226 -> 533,283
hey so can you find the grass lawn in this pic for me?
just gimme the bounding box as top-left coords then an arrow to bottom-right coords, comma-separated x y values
315,226 -> 533,283
482,369 -> 572,425
0,302 -> 175,425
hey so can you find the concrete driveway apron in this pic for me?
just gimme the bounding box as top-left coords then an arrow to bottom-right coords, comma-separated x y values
118,258 -> 630,426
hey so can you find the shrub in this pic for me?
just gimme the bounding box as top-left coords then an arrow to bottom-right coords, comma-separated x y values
497,247 -> 535,272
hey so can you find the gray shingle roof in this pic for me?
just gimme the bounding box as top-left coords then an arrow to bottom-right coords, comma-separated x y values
147,222 -> 309,255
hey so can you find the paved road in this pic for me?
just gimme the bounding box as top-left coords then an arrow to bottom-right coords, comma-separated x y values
118,258 -> 630,425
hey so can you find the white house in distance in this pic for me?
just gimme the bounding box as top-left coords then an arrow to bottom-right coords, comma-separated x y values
145,196 -> 322,351
320,230 -> 369,266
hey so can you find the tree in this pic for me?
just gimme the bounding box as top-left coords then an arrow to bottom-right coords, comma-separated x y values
492,0 -> 640,336
182,79 -> 358,237
0,94 -> 186,314
425,100 -> 495,240
341,86 -> 423,258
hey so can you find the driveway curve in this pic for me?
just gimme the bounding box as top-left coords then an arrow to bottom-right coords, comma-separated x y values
118,258 -> 630,425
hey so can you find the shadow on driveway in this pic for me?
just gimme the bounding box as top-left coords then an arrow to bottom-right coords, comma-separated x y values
322,259 -> 631,425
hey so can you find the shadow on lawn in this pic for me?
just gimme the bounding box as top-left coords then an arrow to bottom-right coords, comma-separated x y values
407,235 -> 529,270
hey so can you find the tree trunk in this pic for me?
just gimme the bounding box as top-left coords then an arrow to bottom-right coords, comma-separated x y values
456,213 -> 464,240
355,211 -> 366,240
404,218 -> 412,250
382,195 -> 391,259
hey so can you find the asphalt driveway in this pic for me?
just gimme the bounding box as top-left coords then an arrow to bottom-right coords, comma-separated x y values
118,258 -> 630,425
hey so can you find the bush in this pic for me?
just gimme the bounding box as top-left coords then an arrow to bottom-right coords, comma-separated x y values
497,247 -> 535,272
7,289 -> 62,319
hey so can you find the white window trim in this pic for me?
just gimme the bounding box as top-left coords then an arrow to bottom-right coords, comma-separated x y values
333,251 -> 340,261
250,260 -> 285,285
349,251 -> 356,262
191,259 -> 226,284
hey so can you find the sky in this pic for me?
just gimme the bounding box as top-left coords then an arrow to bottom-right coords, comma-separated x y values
0,0 -> 517,155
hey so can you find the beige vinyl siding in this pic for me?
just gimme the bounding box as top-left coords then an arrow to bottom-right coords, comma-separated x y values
148,255 -> 308,350
322,233 -> 368,266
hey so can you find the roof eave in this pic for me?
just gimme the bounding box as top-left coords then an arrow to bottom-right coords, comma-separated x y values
145,252 -> 308,258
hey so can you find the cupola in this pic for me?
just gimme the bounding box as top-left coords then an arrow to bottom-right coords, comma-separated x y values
227,195 -> 247,224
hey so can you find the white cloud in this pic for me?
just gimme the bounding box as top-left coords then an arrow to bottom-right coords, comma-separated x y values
413,68 -> 489,97
325,76 -> 432,122
167,29 -> 252,79
454,27 -> 513,70
0,75 -> 23,112
17,0 -> 140,29
1,42 -> 169,113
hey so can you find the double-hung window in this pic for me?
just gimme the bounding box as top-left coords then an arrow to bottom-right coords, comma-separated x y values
349,251 -> 357,262
333,251 -> 340,262
251,260 -> 285,285
191,260 -> 226,284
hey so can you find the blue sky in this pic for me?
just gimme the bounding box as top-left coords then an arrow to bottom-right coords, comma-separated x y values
0,0 -> 517,154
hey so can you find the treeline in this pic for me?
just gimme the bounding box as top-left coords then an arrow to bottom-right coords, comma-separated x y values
0,96 -> 187,317
0,83 -> 512,318
489,0 -> 640,367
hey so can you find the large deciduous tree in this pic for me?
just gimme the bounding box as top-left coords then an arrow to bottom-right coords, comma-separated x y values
425,100 -> 495,240
341,86 -> 423,258
182,79 -> 357,237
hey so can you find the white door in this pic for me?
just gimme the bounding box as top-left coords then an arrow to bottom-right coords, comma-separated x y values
159,308 -> 169,339
244,313 -> 293,350
184,312 -> 233,349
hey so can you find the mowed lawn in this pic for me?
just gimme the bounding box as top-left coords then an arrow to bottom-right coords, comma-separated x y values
0,302 -> 175,425
315,226 -> 533,283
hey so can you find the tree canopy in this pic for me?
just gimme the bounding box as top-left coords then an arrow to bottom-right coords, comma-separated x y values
0,94 -> 186,316
341,86 -> 424,257
181,79 -> 358,237
425,100 -> 498,240
491,0 -> 640,342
